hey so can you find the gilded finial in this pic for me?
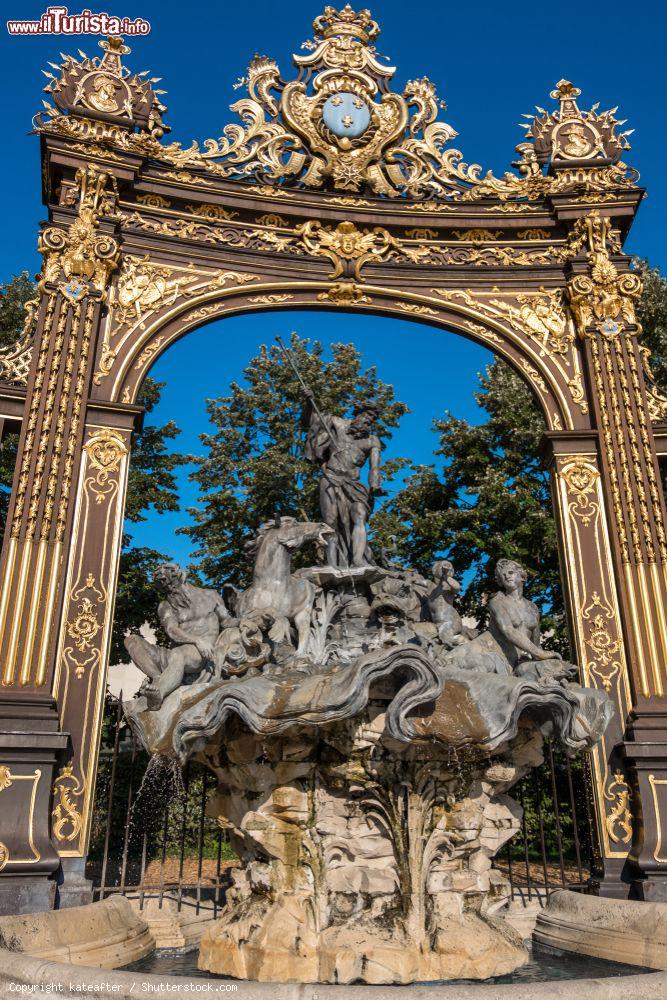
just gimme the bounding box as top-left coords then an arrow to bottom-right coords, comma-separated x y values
99,35 -> 131,57
313,5 -> 380,44
550,80 -> 582,102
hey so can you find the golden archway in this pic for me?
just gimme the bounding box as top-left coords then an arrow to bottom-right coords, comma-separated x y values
0,5 -> 665,908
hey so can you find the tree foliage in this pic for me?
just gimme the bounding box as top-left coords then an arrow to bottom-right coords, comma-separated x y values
370,360 -> 564,644
635,260 -> 667,384
0,271 -> 35,350
109,378 -> 189,663
0,273 -> 34,531
182,333 -> 408,590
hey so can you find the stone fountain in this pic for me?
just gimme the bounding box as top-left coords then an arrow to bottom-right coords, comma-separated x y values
124,385 -> 612,985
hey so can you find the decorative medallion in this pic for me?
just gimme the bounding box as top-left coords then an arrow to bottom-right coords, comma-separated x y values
526,80 -> 631,165
84,429 -> 128,504
322,92 -> 371,140
85,428 -> 127,479
42,35 -> 167,137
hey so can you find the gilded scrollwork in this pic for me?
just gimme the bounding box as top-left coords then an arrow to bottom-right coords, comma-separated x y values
490,289 -> 574,357
519,359 -> 548,395
247,293 -> 294,304
84,429 -> 128,504
94,267 -> 260,385
582,591 -> 623,691
52,765 -> 84,842
454,229 -> 502,243
187,203 -> 238,221
297,220 -> 397,279
317,282 -> 371,306
118,203 -> 565,273
0,297 -> 38,386
36,10 -> 639,205
136,193 -> 171,209
516,229 -> 550,240
604,771 -> 633,844
395,242 -> 560,267
112,256 -> 197,328
255,213 -> 289,228
39,165 -> 119,301
639,344 -> 667,422
489,289 -> 589,416
559,458 -> 600,527
398,303 -> 438,317
134,335 -> 166,372
66,578 -> 105,675
567,212 -> 642,338
461,320 -> 502,345
431,286 -> 587,421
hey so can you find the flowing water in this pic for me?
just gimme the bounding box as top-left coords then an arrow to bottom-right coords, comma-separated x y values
129,752 -> 185,835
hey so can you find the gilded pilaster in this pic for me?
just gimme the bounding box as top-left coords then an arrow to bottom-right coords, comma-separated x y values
51,421 -> 131,857
548,441 -> 633,864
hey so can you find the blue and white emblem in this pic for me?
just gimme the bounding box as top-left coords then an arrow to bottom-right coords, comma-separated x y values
322,92 -> 371,140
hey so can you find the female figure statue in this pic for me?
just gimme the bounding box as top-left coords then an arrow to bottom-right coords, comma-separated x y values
488,559 -> 577,685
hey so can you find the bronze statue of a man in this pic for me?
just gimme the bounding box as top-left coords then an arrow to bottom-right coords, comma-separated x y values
124,563 -> 231,709
302,391 -> 382,568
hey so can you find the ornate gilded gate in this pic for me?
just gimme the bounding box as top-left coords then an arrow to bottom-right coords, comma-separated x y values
0,6 -> 665,911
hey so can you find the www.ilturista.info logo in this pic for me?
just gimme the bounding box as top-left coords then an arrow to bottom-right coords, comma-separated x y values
7,6 -> 151,35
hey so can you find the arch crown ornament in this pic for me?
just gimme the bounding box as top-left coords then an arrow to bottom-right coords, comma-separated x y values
35,5 -> 636,202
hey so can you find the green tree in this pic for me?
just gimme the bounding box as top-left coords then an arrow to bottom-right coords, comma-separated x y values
371,360 -> 563,644
182,333 -> 408,590
635,262 -> 667,493
372,262 -> 667,654
0,273 -> 35,530
109,377 -> 189,664
635,261 -> 667,385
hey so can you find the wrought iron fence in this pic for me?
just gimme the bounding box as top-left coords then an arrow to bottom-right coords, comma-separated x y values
86,695 -> 234,915
85,694 -> 600,910
496,740 -> 601,903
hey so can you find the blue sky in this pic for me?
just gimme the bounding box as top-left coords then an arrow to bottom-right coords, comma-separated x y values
2,1 -> 665,565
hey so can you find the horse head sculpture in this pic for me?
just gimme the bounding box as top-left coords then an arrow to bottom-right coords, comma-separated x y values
236,516 -> 334,654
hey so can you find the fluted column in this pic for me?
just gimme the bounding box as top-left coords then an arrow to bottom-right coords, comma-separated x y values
0,165 -> 121,912
568,211 -> 667,898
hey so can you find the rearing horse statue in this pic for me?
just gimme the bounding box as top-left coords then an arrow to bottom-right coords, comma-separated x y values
226,516 -> 333,655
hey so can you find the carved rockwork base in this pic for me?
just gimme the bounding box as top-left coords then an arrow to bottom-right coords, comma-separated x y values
200,893 -> 525,983
198,708 -> 541,984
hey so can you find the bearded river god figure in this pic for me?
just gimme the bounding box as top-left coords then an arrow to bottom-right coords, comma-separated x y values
123,382 -> 613,985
